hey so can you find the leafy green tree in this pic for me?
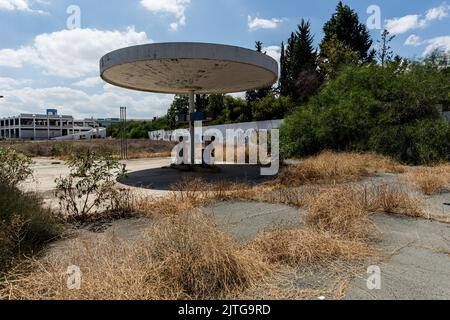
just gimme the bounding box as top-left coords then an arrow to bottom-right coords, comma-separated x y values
224,96 -> 249,122
252,94 -> 295,121
319,34 -> 359,80
206,94 -> 225,120
167,95 -> 189,128
321,1 -> 373,62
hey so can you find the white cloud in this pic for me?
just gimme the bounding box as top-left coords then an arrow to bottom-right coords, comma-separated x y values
385,14 -> 424,35
404,34 -> 423,47
425,3 -> 450,21
73,76 -> 103,87
248,16 -> 281,31
263,45 -> 281,65
0,0 -> 47,14
1,85 -> 174,119
423,36 -> 450,55
0,77 -> 32,90
0,27 -> 151,78
140,0 -> 190,31
385,3 -> 450,35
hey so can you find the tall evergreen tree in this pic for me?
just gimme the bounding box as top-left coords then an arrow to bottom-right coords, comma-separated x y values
293,19 -> 316,75
246,41 -> 272,103
280,32 -> 298,97
279,20 -> 320,103
292,19 -> 321,103
321,1 -> 373,62
377,29 -> 396,66
279,41 -> 287,95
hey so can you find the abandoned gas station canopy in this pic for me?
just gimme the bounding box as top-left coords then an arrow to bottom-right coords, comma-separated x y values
100,42 -> 278,94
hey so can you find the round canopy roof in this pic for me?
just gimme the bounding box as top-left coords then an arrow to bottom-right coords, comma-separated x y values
100,42 -> 278,94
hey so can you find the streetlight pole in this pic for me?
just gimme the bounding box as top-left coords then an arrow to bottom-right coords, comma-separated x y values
189,90 -> 195,166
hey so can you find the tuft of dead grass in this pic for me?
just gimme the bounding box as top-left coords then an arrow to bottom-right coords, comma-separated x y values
364,184 -> 425,218
150,210 -> 269,299
0,210 -> 269,300
404,165 -> 450,195
250,228 -> 374,269
304,185 -> 376,241
303,183 -> 426,243
279,151 -> 404,187
134,177 -> 261,219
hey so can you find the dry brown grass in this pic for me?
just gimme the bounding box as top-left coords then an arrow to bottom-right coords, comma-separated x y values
250,228 -> 374,269
302,183 -> 426,243
2,152 -> 422,300
404,165 -> 450,195
133,178 -> 258,219
364,184 -> 425,218
278,151 -> 404,187
0,210 -> 269,300
0,139 -> 173,160
304,185 -> 376,241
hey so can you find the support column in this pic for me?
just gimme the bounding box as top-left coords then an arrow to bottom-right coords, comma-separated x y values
189,90 -> 195,165
33,115 -> 36,140
18,116 -> 22,139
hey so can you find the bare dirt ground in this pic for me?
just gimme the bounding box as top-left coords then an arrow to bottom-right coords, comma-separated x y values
24,157 -> 173,204
22,159 -> 450,300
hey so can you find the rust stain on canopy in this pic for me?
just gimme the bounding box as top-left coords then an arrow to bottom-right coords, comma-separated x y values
100,42 -> 278,94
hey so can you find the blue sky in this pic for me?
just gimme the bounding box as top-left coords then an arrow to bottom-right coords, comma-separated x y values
0,0 -> 449,119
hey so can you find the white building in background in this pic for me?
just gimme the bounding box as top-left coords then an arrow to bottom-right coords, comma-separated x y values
0,109 -> 104,141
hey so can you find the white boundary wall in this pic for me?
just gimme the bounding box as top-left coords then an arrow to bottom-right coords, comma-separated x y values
149,119 -> 284,142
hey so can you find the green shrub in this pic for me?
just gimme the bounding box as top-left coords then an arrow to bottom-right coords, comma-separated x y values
0,147 -> 61,272
252,94 -> 295,121
280,52 -> 450,165
49,143 -> 73,157
369,119 -> 450,165
0,184 -> 61,272
0,147 -> 33,187
55,150 -> 128,220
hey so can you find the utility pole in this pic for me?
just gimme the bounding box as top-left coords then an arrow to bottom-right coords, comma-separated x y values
189,90 -> 195,166
120,107 -> 128,160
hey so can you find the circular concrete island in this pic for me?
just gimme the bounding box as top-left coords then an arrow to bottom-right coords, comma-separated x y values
100,42 -> 278,94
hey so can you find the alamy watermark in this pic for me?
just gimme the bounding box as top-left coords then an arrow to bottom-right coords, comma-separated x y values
366,5 -> 382,30
66,5 -> 81,29
171,122 -> 280,176
67,265 -> 82,290
367,265 -> 382,290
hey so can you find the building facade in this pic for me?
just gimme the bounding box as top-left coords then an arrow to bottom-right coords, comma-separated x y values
0,110 -> 100,140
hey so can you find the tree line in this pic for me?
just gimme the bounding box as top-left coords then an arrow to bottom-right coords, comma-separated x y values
108,1 -> 450,165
